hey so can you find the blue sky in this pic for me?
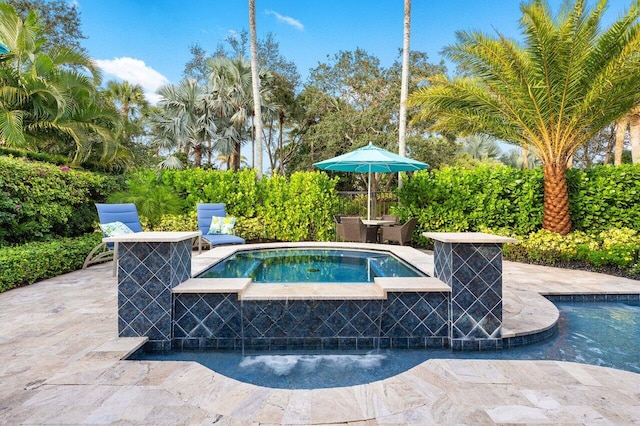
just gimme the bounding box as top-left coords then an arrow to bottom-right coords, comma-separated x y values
78,0 -> 632,103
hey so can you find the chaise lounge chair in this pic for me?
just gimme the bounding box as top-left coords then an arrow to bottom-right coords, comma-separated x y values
83,203 -> 143,276
197,203 -> 245,249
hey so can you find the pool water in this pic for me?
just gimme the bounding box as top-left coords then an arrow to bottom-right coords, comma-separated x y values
197,249 -> 425,283
138,301 -> 640,389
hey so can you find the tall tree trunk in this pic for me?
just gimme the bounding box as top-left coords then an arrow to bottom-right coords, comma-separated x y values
232,141 -> 241,170
615,118 -> 627,165
194,145 -> 202,168
542,161 -> 572,235
629,112 -> 640,164
398,0 -> 411,188
522,145 -> 529,169
278,111 -> 284,175
249,0 -> 263,179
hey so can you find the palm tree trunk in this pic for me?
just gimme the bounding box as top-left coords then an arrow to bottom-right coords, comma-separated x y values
542,161 -> 572,235
249,0 -> 263,179
522,146 -> 529,169
194,145 -> 202,168
629,112 -> 640,164
398,0 -> 411,188
615,118 -> 626,165
278,111 -> 284,175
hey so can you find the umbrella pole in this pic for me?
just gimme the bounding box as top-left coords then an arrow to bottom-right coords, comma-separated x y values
367,167 -> 372,221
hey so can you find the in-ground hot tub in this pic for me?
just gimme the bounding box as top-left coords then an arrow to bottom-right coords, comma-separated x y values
171,243 -> 450,352
197,248 -> 427,283
111,237 -> 514,352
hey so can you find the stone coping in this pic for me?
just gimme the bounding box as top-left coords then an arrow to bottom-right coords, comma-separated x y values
103,231 -> 201,243
172,278 -> 251,293
172,276 -> 449,301
423,231 -> 518,244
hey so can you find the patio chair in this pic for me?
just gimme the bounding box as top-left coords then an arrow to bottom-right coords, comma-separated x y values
334,215 -> 345,241
83,203 -> 143,276
197,203 -> 245,249
381,214 -> 399,225
380,218 -> 417,246
341,216 -> 378,243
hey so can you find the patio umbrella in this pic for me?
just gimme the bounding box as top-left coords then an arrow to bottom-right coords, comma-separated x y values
0,43 -> 9,54
314,142 -> 428,220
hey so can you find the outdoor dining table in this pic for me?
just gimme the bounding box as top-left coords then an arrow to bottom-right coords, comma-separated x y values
361,219 -> 396,243
361,219 -> 396,226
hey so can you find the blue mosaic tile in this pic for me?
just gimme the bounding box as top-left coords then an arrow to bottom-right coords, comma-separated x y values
338,337 -> 357,349
391,337 -> 409,349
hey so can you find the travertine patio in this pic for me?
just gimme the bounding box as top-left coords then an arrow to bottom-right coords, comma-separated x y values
0,250 -> 639,424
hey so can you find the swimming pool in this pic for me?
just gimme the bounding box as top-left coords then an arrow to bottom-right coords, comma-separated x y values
197,248 -> 426,282
136,301 -> 640,389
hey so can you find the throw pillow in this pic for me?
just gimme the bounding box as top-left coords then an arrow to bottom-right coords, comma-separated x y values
100,221 -> 134,237
207,216 -> 236,235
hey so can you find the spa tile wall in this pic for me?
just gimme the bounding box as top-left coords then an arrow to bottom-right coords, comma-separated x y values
173,292 -> 450,350
118,240 -> 191,351
433,241 -> 503,351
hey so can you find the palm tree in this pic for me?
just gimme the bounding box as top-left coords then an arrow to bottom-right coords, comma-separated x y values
459,134 -> 501,161
249,0 -> 263,179
151,78 -> 217,168
104,80 -> 148,121
0,3 -> 117,164
408,0 -> 640,235
398,0 -> 411,187
207,56 -> 254,171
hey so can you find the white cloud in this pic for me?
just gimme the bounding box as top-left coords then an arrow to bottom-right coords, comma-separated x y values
265,10 -> 304,31
95,57 -> 170,105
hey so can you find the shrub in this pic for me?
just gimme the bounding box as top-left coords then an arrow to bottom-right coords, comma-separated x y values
258,172 -> 340,241
398,164 -> 640,244
149,212 -> 198,232
492,228 -> 639,276
160,168 -> 259,217
0,233 -> 102,293
0,155 -> 120,245
109,169 -> 183,227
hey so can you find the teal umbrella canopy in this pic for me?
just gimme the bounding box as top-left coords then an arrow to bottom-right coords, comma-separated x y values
0,43 -> 9,54
313,142 -> 427,173
314,142 -> 428,220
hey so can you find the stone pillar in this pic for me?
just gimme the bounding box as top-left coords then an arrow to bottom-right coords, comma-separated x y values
104,232 -> 200,351
424,232 -> 516,351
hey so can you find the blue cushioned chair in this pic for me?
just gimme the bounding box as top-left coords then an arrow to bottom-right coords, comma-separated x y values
83,203 -> 143,276
197,203 -> 245,249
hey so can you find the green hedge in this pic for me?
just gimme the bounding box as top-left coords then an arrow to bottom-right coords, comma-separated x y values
258,172 -> 340,241
396,164 -> 640,245
160,168 -> 260,217
0,233 -> 102,292
156,169 -> 340,242
568,165 -> 640,231
0,156 -> 121,246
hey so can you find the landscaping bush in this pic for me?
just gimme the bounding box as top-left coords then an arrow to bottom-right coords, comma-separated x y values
160,168 -> 260,217
395,165 -> 544,246
397,164 -> 640,247
258,172 -> 340,242
0,156 -> 121,246
497,228 -> 640,278
569,165 -> 640,232
0,233 -> 102,293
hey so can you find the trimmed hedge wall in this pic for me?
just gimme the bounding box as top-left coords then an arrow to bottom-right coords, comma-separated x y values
395,164 -> 640,245
0,233 -> 102,292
